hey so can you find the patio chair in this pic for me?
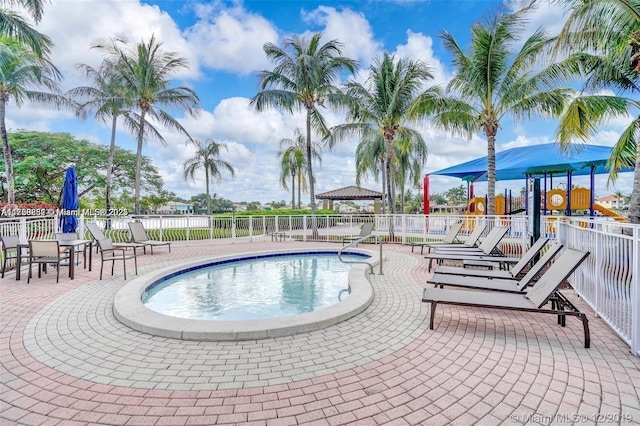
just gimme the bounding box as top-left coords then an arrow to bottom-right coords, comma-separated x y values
86,222 -> 145,255
424,226 -> 509,270
1,235 -> 20,278
430,226 -> 508,254
427,242 -> 564,292
422,248 -> 591,348
127,222 -> 172,255
27,240 -> 70,283
433,238 -> 556,280
96,238 -> 138,280
343,222 -> 374,246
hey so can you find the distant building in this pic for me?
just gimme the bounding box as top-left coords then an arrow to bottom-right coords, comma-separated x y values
339,204 -> 357,214
156,201 -> 194,214
596,195 -> 626,209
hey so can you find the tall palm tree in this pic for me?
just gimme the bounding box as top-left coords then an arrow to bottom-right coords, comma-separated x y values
553,0 -> 640,224
331,52 -> 434,215
411,6 -> 572,215
394,134 -> 428,214
278,128 -> 320,209
94,35 -> 201,214
0,0 -> 52,57
354,133 -> 386,207
183,138 -> 235,215
0,36 -> 68,205
66,55 -> 140,216
251,33 -> 357,235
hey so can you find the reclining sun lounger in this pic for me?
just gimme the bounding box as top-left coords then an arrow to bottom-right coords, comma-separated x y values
410,222 -> 463,254
433,238 -> 556,280
424,227 -> 509,270
343,222 -> 374,246
430,226 -> 508,254
413,224 -> 488,255
422,248 -> 591,348
128,222 -> 172,255
427,242 -> 564,292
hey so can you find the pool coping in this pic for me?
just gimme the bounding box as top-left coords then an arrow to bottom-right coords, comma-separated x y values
113,247 -> 379,341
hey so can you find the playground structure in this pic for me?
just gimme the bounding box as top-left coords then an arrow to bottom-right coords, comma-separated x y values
465,187 -> 627,222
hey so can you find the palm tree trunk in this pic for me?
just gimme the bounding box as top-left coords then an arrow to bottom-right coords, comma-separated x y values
105,114 -> 118,228
385,137 -> 394,215
205,168 -> 211,215
487,134 -> 496,216
380,157 -> 386,213
297,172 -> 302,209
306,108 -> 318,237
629,143 -> 640,224
0,99 -> 15,205
291,172 -> 295,209
134,110 -> 146,215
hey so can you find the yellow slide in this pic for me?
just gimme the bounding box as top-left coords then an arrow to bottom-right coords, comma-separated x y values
594,204 -> 628,222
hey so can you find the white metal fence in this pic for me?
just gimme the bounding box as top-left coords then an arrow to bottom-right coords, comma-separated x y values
1,212 -> 637,356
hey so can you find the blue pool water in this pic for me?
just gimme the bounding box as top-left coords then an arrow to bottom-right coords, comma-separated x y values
142,253 -> 367,321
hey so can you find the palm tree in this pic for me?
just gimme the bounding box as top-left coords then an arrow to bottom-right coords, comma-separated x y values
93,35 -> 201,214
553,0 -> 640,224
278,128 -> 320,209
0,36 -> 68,205
394,134 -> 427,214
411,6 -> 572,215
66,54 -> 139,217
354,133 -> 386,208
0,0 -> 52,57
183,139 -> 235,215
331,52 -> 434,215
251,33 -> 357,235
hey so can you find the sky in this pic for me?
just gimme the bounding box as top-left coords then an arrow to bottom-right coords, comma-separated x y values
8,0 -> 635,205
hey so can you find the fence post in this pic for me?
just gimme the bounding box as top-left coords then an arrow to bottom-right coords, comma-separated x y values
159,215 -> 164,241
632,226 -> 640,356
186,215 -> 191,242
303,216 -> 307,242
249,216 -> 253,241
232,214 -> 236,243
594,226 -> 603,316
19,217 -> 27,243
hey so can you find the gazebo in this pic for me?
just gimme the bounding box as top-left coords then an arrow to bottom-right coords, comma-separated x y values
316,186 -> 383,214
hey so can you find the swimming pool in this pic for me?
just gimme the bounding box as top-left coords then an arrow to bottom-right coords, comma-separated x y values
113,248 -> 378,340
142,253 -> 366,321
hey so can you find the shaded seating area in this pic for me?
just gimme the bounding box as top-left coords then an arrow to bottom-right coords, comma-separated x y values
27,240 -> 70,283
128,222 -> 172,255
342,222 -> 375,246
96,238 -> 137,280
422,248 -> 591,348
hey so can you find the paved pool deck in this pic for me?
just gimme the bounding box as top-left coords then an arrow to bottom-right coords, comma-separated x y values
1,238 -> 639,425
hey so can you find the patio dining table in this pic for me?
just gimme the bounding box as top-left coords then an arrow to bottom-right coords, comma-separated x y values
16,239 -> 93,281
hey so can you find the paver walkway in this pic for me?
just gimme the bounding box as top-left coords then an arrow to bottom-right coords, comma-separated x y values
1,239 -> 639,425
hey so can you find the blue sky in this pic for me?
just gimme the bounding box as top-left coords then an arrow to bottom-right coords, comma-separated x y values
10,0 -> 634,205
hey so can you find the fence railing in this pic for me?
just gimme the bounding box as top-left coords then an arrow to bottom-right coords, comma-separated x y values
1,212 -> 637,356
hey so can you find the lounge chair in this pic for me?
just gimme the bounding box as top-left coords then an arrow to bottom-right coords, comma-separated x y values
422,248 -> 591,348
86,222 -> 145,255
424,226 -> 509,270
410,222 -> 463,254
343,222 -> 374,246
433,238 -> 556,280
128,222 -> 172,255
430,226 -> 508,254
427,242 -> 564,292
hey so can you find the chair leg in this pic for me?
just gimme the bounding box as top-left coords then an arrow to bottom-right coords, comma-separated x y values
27,261 -> 32,283
56,262 -> 59,283
100,261 -> 104,280
134,254 -> 138,276
1,255 -> 6,278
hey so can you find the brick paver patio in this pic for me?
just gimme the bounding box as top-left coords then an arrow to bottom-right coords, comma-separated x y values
1,239 -> 639,425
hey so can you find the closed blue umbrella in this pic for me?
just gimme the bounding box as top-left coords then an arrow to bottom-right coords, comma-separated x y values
60,165 -> 78,233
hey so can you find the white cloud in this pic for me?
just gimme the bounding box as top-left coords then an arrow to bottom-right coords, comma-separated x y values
393,31 -> 450,88
302,6 -> 382,68
185,4 -> 279,74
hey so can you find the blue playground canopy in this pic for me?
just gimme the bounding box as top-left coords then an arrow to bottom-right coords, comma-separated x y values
431,143 -> 634,182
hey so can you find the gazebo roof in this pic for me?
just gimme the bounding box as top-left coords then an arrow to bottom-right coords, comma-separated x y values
316,185 -> 383,200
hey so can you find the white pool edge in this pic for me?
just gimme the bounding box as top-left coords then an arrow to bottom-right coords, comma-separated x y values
113,248 -> 379,341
